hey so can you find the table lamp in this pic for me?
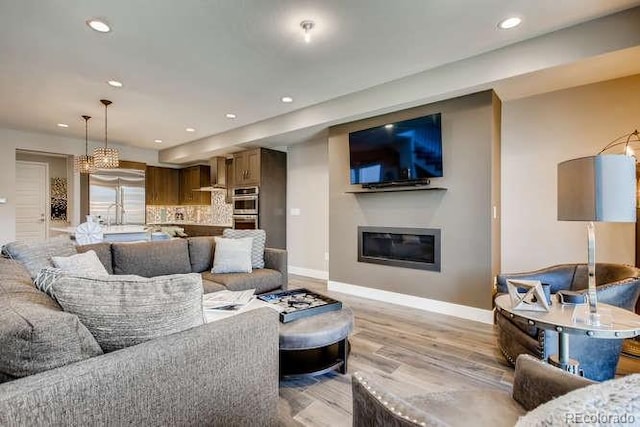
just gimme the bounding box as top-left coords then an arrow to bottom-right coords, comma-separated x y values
558,151 -> 636,325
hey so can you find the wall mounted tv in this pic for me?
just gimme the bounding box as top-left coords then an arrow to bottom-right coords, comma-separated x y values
349,113 -> 442,187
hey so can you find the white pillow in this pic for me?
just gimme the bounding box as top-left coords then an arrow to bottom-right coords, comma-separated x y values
51,250 -> 109,276
212,237 -> 253,274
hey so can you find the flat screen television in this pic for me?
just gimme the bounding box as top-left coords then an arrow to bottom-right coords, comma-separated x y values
349,113 -> 442,186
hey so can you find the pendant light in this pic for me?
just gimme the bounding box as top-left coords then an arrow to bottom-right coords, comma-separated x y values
93,99 -> 119,168
74,115 -> 96,174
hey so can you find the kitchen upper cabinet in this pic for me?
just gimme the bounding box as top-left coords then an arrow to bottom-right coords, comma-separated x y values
179,165 -> 211,205
146,166 -> 179,205
233,148 -> 261,186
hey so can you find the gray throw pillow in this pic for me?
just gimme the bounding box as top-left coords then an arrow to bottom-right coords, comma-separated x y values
50,273 -> 205,352
2,236 -> 76,279
212,237 -> 253,274
33,266 -> 64,297
223,229 -> 266,269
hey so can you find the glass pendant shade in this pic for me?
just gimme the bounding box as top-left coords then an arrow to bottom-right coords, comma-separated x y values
93,99 -> 119,169
93,147 -> 120,168
74,115 -> 96,174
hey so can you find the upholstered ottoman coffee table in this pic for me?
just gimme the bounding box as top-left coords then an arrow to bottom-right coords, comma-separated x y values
279,306 -> 354,379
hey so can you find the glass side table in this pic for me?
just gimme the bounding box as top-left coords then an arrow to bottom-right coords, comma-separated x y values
495,294 -> 640,374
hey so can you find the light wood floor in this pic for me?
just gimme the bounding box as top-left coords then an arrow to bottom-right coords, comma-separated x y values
277,275 -> 640,426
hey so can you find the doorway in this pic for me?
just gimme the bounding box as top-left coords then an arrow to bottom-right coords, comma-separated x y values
15,161 -> 49,240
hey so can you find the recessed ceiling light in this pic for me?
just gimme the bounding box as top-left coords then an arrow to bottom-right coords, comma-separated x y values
107,80 -> 123,88
87,19 -> 111,33
281,96 -> 293,103
57,123 -> 69,128
185,127 -> 196,132
154,139 -> 163,144
225,113 -> 237,119
300,20 -> 315,43
498,17 -> 522,30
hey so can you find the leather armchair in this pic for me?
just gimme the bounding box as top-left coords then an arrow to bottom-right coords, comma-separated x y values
495,263 -> 640,381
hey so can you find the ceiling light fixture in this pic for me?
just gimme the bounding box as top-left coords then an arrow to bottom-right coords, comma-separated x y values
225,113 -> 237,119
87,19 -> 111,33
498,17 -> 522,30
300,20 -> 315,43
281,96 -> 293,103
154,139 -> 163,143
57,123 -> 69,128
186,127 -> 196,132
74,115 -> 96,174
107,80 -> 123,88
93,99 -> 119,169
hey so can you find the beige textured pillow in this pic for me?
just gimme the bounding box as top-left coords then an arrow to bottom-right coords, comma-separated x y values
52,250 -> 109,276
50,273 -> 205,352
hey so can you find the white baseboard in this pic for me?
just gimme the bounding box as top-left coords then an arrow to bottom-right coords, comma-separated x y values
288,266 -> 329,280
327,280 -> 494,325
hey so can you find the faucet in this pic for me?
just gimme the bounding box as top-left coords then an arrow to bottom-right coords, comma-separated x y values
106,202 -> 125,228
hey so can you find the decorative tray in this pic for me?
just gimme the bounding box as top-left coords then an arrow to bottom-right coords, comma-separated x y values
257,288 -> 342,323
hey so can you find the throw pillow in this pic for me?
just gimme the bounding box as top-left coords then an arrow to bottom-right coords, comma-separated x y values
52,250 -> 109,276
212,237 -> 253,274
222,229 -> 266,269
516,373 -> 640,426
34,267 -> 64,297
1,236 -> 76,279
50,273 -> 205,352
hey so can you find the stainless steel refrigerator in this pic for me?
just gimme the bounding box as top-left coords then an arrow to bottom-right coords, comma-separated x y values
89,168 -> 145,225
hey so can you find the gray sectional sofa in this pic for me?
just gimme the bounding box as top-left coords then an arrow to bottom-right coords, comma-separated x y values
78,236 -> 288,294
0,236 -> 286,426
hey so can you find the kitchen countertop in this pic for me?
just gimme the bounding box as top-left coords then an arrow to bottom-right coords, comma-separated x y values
50,225 -> 148,235
147,222 -> 232,227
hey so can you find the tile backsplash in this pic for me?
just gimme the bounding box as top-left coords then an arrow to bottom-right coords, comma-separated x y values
146,192 -> 232,225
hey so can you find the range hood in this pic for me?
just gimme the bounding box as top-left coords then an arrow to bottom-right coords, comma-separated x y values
195,157 -> 227,191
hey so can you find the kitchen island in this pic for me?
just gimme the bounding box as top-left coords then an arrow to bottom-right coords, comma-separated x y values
50,225 -> 150,242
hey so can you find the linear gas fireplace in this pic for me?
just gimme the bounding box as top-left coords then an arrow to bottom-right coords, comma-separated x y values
358,226 -> 441,272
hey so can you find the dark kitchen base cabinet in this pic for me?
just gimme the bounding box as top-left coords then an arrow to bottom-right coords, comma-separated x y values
233,148 -> 287,249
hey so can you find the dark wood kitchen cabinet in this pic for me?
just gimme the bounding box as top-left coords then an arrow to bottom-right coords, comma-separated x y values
231,147 -> 287,249
233,148 -> 261,186
179,165 -> 211,205
146,166 -> 179,205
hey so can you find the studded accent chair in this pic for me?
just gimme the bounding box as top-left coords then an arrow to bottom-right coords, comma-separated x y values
495,263 -> 640,381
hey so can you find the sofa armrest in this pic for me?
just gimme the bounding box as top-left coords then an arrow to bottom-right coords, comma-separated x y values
265,248 -> 288,290
512,354 -> 594,411
0,308 -> 279,427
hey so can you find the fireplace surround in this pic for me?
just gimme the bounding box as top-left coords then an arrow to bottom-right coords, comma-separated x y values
357,226 -> 441,272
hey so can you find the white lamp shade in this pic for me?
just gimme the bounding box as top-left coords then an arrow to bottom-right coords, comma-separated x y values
558,154 -> 636,222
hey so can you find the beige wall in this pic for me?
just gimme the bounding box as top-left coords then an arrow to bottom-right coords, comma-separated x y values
286,136 -> 329,274
0,127 -> 161,245
501,74 -> 640,272
329,91 -> 501,310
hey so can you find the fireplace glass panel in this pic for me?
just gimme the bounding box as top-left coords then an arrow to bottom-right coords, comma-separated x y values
358,227 -> 441,272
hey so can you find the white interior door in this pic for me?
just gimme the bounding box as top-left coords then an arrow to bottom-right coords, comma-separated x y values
16,161 -> 49,240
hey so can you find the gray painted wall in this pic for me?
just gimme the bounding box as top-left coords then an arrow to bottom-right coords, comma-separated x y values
286,136 -> 329,273
328,91 -> 500,310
